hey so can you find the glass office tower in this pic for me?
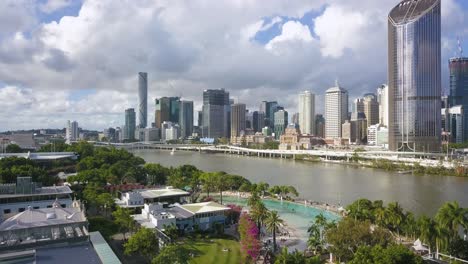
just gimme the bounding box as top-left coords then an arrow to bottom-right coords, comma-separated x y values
388,0 -> 441,152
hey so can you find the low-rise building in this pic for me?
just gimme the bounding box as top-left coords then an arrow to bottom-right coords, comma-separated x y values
0,177 -> 73,220
115,186 -> 190,208
0,199 -> 88,252
133,201 -> 230,232
279,125 -> 325,150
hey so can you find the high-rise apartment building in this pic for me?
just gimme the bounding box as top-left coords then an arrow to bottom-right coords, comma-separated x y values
202,89 -> 230,139
274,110 -> 288,140
124,108 -> 136,141
138,72 -> 148,129
230,104 -> 246,140
448,57 -> 468,142
363,93 -> 379,128
66,120 -> 79,143
388,0 -> 441,152
298,91 -> 315,135
179,101 -> 194,139
352,98 -> 364,114
377,84 -> 389,127
325,82 -> 348,139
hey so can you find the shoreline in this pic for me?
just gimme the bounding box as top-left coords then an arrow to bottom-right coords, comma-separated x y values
134,147 -> 467,178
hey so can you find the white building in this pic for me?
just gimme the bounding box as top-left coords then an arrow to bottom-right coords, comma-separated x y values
161,122 -> 180,141
115,186 -> 190,208
66,120 -> 79,143
325,81 -> 348,139
376,126 -> 389,148
136,128 -> 161,142
377,84 -> 389,127
298,91 -> 316,135
367,124 -> 379,145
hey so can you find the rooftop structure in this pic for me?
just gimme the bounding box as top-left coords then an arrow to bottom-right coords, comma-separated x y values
0,177 -> 73,219
115,186 -> 190,208
133,201 -> 230,232
0,200 -> 88,251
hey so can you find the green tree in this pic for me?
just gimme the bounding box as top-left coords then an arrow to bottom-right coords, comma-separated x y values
144,163 -> 170,185
96,192 -> 115,217
5,144 -> 22,153
435,201 -> 467,241
124,227 -> 159,261
349,245 -> 423,264
113,207 -> 136,240
265,210 -> 284,252
152,245 -> 190,264
162,224 -> 179,240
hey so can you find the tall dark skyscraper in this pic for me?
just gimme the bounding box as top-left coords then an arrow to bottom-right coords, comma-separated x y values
231,103 -> 246,139
179,101 -> 194,138
202,89 -> 230,138
125,108 -> 136,140
448,57 -> 468,142
138,72 -> 148,128
388,0 -> 441,152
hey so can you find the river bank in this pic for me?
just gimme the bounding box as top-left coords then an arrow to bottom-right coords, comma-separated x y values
134,149 -> 468,215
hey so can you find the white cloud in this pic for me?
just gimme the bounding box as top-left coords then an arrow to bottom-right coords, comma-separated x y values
39,0 -> 74,14
265,21 -> 314,52
314,5 -> 373,58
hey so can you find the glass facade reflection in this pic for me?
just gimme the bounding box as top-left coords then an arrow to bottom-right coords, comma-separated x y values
388,0 -> 441,152
449,58 -> 468,142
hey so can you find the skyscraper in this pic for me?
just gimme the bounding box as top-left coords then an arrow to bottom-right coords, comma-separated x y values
448,57 -> 468,142
138,72 -> 148,129
388,0 -> 441,152
260,101 -> 279,128
252,111 -> 265,132
315,114 -> 325,138
230,103 -> 246,140
274,110 -> 288,140
179,101 -> 194,138
298,91 -> 315,135
363,93 -> 379,128
155,97 -> 180,128
325,82 -> 348,139
125,108 -> 136,141
202,89 -> 230,138
377,84 -> 389,127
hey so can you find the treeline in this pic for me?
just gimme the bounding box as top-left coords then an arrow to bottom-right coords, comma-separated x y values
300,198 -> 468,263
369,159 -> 468,177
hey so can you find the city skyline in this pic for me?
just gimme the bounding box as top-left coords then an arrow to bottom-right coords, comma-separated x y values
0,0 -> 467,131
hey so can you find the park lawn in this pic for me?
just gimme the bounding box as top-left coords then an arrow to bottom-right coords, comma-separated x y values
186,238 -> 241,264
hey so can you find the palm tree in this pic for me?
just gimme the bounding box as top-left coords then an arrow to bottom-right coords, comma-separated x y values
307,224 -> 321,254
403,212 -> 417,240
250,201 -> 269,237
265,210 -> 284,252
374,207 -> 387,227
434,222 -> 450,258
418,215 -> 435,254
314,213 -> 328,241
435,201 -> 467,241
247,191 -> 261,207
386,202 -> 405,241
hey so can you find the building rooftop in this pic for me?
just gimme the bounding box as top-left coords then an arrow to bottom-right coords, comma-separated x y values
138,187 -> 190,200
0,185 -> 72,199
179,201 -> 230,215
389,0 -> 439,25
0,206 -> 85,231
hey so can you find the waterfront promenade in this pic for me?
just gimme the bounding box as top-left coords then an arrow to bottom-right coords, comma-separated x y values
98,141 -> 459,168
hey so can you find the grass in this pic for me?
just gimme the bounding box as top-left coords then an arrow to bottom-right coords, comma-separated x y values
185,237 -> 241,264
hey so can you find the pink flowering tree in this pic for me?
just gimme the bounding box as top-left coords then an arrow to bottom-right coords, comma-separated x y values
238,213 -> 261,262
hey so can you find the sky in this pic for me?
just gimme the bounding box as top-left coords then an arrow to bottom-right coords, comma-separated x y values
0,0 -> 467,131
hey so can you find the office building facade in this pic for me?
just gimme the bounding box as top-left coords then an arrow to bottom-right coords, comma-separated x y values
377,84 -> 389,127
298,91 -> 315,135
138,72 -> 148,128
155,97 -> 180,129
179,101 -> 194,138
388,0 -> 441,152
125,108 -> 136,141
274,110 -> 288,140
230,104 -> 246,140
202,89 -> 230,139
363,93 -> 379,128
448,57 -> 468,142
325,83 -> 348,139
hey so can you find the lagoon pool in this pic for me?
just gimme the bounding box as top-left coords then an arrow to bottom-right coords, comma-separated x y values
221,196 -> 341,251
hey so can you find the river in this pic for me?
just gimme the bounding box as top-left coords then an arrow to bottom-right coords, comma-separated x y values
134,149 -> 468,215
